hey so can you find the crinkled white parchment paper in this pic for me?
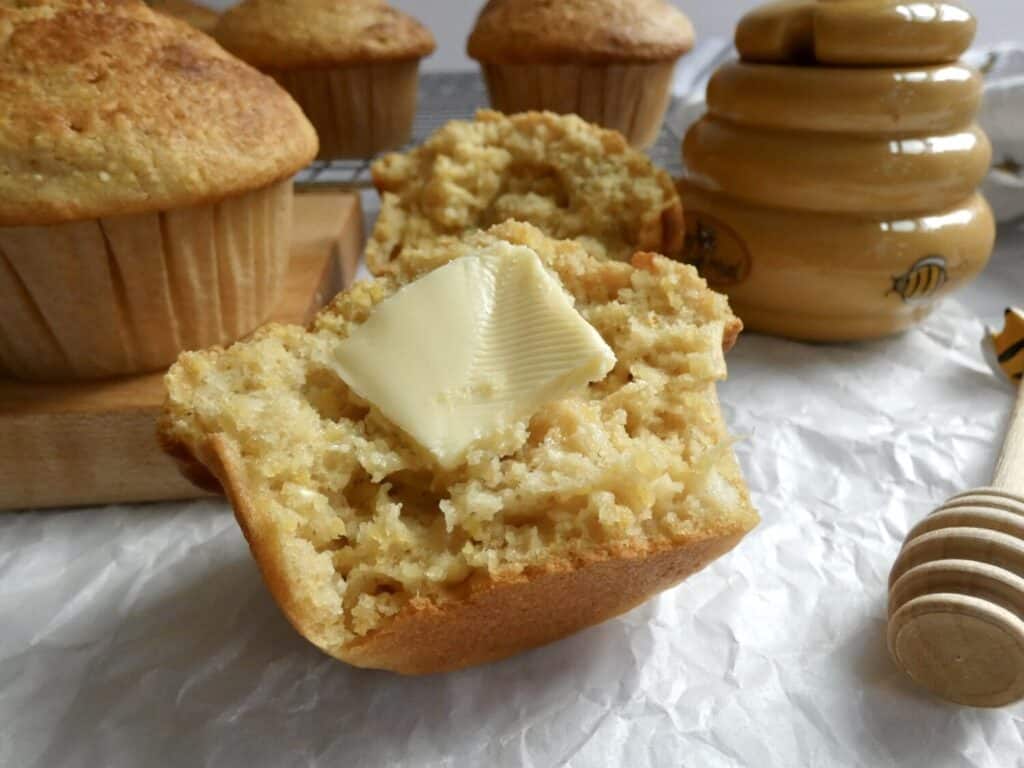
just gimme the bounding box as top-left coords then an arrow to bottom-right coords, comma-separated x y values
2,209 -> 1024,767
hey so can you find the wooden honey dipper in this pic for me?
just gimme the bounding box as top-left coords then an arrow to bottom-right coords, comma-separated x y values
887,308 -> 1024,707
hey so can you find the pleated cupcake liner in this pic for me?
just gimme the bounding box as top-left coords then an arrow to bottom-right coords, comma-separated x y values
0,178 -> 293,382
273,62 -> 421,160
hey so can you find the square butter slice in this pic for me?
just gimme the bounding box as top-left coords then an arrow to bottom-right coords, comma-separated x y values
331,242 -> 617,468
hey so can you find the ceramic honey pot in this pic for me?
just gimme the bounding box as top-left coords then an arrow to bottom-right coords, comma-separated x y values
679,0 -> 996,341
886,309 -> 1024,708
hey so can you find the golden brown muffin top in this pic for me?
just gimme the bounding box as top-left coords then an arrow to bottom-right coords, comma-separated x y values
147,0 -> 219,33
0,0 -> 318,227
467,0 -> 695,64
214,0 -> 435,70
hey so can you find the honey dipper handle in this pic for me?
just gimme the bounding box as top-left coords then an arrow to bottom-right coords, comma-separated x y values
993,384 -> 1024,495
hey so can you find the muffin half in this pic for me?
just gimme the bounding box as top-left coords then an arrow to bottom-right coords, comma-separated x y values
215,0 -> 435,159
161,221 -> 756,674
0,0 -> 317,381
469,0 -> 695,148
367,110 -> 684,275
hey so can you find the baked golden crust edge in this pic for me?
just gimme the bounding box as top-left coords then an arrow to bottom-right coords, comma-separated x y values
203,434 -> 755,675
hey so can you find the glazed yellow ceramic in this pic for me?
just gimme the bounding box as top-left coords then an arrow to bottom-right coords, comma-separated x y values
685,117 -> 990,214
736,0 -> 977,65
707,62 -> 982,134
680,0 -> 995,341
679,184 -> 995,340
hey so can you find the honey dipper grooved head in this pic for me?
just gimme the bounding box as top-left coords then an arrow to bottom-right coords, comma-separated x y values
887,489 -> 1024,707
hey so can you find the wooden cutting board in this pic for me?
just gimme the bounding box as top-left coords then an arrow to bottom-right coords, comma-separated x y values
0,191 -> 363,511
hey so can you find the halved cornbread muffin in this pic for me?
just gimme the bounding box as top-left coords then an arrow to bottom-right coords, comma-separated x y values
161,221 -> 756,674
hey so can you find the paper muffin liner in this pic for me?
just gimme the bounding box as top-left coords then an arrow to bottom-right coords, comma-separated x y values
273,61 -> 420,160
0,178 -> 293,382
481,61 -> 676,148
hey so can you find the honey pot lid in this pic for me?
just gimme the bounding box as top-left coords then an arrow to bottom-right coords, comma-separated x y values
735,0 -> 976,67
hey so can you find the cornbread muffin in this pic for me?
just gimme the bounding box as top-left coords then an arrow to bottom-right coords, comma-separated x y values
215,0 -> 435,159
161,220 -> 756,674
367,110 -> 684,276
147,0 -> 219,33
468,0 -> 695,148
0,0 -> 317,381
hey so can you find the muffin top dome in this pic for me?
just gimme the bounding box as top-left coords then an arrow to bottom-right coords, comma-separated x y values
0,0 -> 318,227
214,0 -> 436,70
468,0 -> 695,65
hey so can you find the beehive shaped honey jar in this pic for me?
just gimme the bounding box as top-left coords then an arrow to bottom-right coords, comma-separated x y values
679,0 -> 996,341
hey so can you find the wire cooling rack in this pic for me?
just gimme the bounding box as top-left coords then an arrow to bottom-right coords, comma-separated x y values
294,70 -> 686,190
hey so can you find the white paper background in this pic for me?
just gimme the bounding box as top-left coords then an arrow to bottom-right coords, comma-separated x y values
3,210 -> 1024,766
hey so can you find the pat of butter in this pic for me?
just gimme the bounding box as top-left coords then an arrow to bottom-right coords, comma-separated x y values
331,243 -> 616,468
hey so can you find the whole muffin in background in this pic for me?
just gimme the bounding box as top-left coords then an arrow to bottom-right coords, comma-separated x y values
215,0 -> 435,160
366,110 -> 685,275
468,0 -> 695,148
0,0 -> 317,382
147,0 -> 219,33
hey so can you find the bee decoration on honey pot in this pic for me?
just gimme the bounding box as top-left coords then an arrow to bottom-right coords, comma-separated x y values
686,216 -> 717,257
888,255 -> 948,303
682,212 -> 752,287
